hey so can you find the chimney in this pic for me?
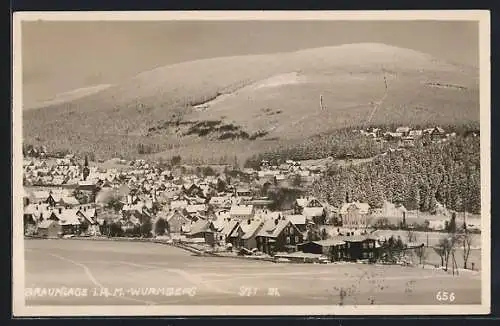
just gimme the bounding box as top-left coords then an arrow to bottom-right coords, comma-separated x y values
58,208 -> 62,214
35,206 -> 38,210
274,219 -> 279,225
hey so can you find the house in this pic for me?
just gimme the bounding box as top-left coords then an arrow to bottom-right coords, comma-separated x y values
185,220 -> 217,246
247,198 -> 274,210
428,219 -> 447,231
297,239 -> 347,261
256,218 -> 304,255
76,180 -> 99,193
52,208 -> 81,234
24,203 -> 52,223
121,219 -> 140,235
400,136 -> 415,148
258,172 -> 277,185
229,204 -> 255,221
395,126 -> 411,136
183,184 -> 204,198
184,204 -> 207,216
294,197 -> 325,220
122,206 -> 151,225
378,201 -> 407,225
230,219 -> 264,250
285,214 -> 309,232
166,210 -> 191,234
45,193 -> 59,207
431,126 -> 446,140
23,210 -> 38,235
340,235 -> 380,261
409,130 -> 423,137
213,209 -> 230,221
242,168 -> 257,176
339,202 -> 370,229
260,160 -> 270,169
76,206 -> 100,235
37,220 -> 62,238
209,196 -> 232,208
170,200 -> 188,211
235,188 -> 253,200
59,196 -> 81,207
217,219 -> 240,245
384,132 -> 403,141
30,190 -> 51,204
279,163 -> 291,171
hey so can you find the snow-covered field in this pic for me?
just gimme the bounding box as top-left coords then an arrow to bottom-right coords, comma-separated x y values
24,239 -> 481,306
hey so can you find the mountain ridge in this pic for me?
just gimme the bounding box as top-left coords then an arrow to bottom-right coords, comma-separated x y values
23,43 -> 479,161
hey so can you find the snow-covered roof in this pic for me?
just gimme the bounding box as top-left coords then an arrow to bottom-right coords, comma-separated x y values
302,207 -> 324,218
240,220 -> 263,240
230,205 -> 254,216
221,220 -> 239,236
185,204 -> 206,214
54,208 -> 81,226
339,202 -> 370,215
286,214 -> 307,226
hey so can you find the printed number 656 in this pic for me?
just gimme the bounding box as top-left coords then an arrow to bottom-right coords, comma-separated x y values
436,291 -> 455,302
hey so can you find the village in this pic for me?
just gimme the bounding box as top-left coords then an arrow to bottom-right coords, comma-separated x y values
22,125 -> 481,268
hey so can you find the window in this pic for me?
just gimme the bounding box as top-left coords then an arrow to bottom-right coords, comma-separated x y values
290,227 -> 294,235
363,242 -> 368,249
369,242 -> 374,249
369,252 -> 374,258
294,236 -> 299,243
363,252 -> 368,259
347,243 -> 350,248
286,236 -> 290,244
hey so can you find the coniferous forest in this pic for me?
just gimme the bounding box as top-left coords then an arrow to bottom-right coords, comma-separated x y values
309,135 -> 480,214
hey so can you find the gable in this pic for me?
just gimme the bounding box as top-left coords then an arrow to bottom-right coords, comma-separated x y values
307,199 -> 323,207
284,221 -> 303,236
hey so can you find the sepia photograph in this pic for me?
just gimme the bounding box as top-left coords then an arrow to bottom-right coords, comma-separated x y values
12,11 -> 490,316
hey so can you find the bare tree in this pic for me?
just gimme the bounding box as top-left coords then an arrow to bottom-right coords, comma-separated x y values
407,229 -> 417,243
451,248 -> 459,276
434,236 -> 450,270
462,232 -> 473,270
435,234 -> 459,272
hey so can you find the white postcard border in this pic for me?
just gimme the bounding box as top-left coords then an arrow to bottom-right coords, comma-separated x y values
12,10 -> 491,317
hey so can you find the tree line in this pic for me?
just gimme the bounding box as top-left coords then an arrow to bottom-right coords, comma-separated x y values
244,122 -> 479,169
309,135 -> 480,214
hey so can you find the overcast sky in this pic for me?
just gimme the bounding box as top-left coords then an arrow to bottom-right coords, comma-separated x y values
21,20 -> 479,108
